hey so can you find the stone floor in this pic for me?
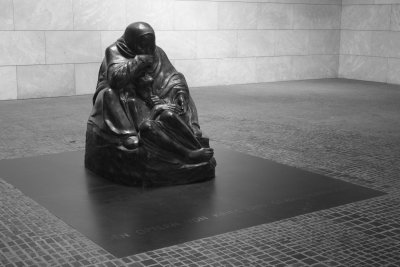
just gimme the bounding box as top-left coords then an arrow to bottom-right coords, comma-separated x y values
1,78 -> 400,266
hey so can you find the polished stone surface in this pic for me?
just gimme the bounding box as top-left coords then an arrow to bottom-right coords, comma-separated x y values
291,55 -> 338,80
0,0 -> 354,100
0,31 -> 45,65
174,1 -> 218,30
0,0 -> 14,30
0,144 -> 384,257
126,0 -> 175,31
75,63 -> 99,95
1,79 -> 400,266
274,30 -> 308,56
0,66 -> 17,100
17,64 -> 75,99
339,55 -> 387,83
308,30 -> 340,54
218,2 -> 257,30
293,4 -> 341,30
156,31 -> 197,60
13,0 -> 73,30
388,58 -> 400,84
237,30 -> 275,57
45,31 -> 102,64
196,31 -> 237,59
72,0 -> 126,30
341,4 -> 391,30
258,3 -> 293,30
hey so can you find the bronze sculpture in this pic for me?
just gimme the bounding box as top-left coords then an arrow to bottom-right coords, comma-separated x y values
85,22 -> 216,186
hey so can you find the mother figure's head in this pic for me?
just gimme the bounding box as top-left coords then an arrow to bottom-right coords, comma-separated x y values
124,22 -> 156,55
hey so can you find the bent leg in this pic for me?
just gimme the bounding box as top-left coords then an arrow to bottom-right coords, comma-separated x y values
102,88 -> 137,136
139,120 -> 191,157
139,119 -> 213,163
158,110 -> 201,149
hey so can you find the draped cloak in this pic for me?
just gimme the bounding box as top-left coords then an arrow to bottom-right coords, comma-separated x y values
89,37 -> 200,141
85,37 -> 215,186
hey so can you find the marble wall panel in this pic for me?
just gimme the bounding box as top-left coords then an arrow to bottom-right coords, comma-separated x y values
46,31 -> 102,64
388,31 -> 400,58
196,31 -> 237,59
73,0 -> 125,30
293,4 -> 341,29
391,5 -> 400,31
256,56 -> 292,82
376,0 -> 400,3
342,0 -> 374,4
257,3 -> 293,29
14,0 -> 73,30
0,31 -> 45,65
195,0 -> 341,3
0,66 -> 17,100
308,30 -> 340,54
287,0 -> 341,3
274,30 -> 308,56
173,1 -> 218,30
292,55 -> 338,79
0,0 -> 14,30
174,59 -> 219,87
388,58 -> 400,84
75,63 -> 99,95
370,31 -> 391,57
238,30 -> 274,57
100,31 -> 123,56
218,2 -> 258,29
216,58 -> 257,85
157,31 -> 196,60
341,5 -> 391,30
340,30 -> 371,56
339,55 -> 387,83
126,0 -> 174,31
17,64 -> 75,98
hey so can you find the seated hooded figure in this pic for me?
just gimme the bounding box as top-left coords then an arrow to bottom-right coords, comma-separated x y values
85,22 -> 216,186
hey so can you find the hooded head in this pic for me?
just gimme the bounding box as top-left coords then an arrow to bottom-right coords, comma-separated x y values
123,22 -> 155,55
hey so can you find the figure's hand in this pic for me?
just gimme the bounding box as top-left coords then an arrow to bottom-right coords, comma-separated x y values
154,103 -> 181,114
150,95 -> 164,106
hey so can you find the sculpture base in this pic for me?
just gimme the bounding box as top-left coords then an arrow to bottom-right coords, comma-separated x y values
0,145 -> 385,257
84,123 -> 216,186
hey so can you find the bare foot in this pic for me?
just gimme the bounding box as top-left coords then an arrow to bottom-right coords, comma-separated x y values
187,148 -> 214,163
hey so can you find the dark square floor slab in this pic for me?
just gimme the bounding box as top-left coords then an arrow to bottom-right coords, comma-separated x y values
0,144 -> 384,257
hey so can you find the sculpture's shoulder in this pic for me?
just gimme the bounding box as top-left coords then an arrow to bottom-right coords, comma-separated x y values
154,46 -> 174,68
155,45 -> 164,54
105,43 -> 119,57
104,42 -> 128,66
155,46 -> 168,58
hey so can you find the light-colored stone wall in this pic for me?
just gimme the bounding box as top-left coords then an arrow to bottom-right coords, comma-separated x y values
339,0 -> 400,84
0,0 -> 341,100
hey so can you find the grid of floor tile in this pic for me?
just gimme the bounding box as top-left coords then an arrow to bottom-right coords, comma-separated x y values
1,79 -> 400,266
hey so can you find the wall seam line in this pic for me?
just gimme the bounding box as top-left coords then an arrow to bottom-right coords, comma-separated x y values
337,0 -> 343,78
11,0 -> 15,30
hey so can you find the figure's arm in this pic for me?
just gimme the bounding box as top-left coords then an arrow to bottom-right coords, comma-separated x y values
105,47 -> 153,90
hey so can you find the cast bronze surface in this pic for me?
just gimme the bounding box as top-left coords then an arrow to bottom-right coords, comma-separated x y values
0,144 -> 384,257
85,22 -> 215,186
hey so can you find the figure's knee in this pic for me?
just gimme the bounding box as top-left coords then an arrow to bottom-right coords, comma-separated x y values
139,120 -> 156,134
103,88 -> 118,99
159,110 -> 176,121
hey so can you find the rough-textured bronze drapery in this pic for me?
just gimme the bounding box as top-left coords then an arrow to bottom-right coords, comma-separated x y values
85,22 -> 216,186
